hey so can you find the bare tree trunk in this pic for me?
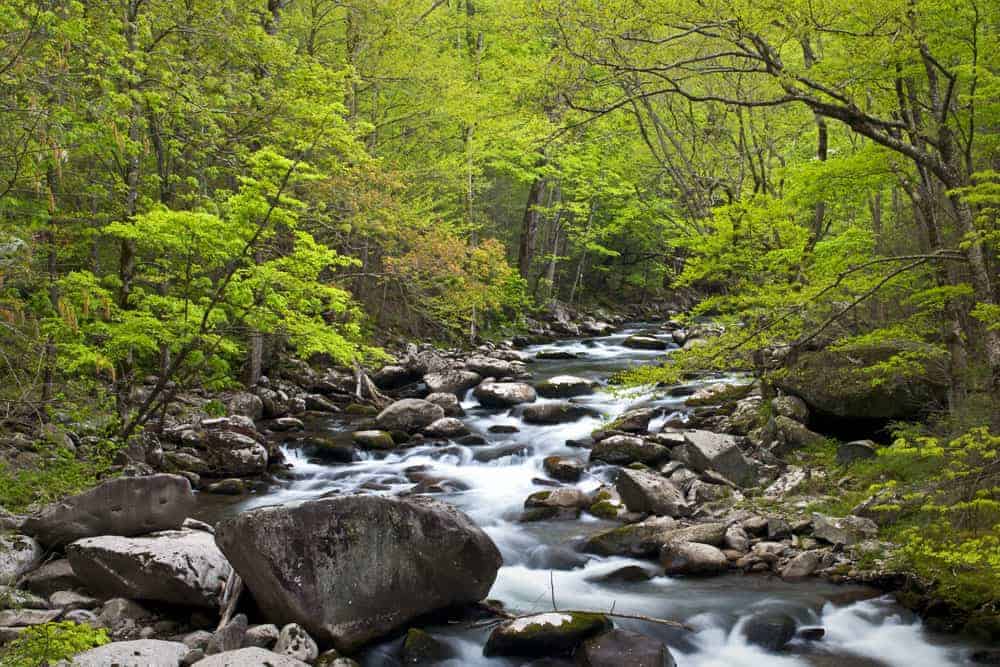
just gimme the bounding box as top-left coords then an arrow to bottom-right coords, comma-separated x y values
518,167 -> 545,281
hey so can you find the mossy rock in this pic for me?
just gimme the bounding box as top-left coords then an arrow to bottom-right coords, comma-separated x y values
352,430 -> 396,450
484,611 -> 612,657
401,628 -> 452,664
344,404 -> 378,417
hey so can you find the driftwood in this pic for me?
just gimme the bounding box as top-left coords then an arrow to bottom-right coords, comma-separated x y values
470,604 -> 692,632
216,570 -> 244,630
354,364 -> 391,408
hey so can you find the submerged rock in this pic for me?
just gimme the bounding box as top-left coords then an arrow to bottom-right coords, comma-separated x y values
577,628 -> 676,667
742,611 -> 796,651
352,430 -> 396,450
215,495 -> 501,652
22,474 -> 195,548
483,611 -> 611,657
521,402 -> 600,424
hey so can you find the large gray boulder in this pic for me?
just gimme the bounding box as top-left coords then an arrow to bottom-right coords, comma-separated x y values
614,469 -> 690,517
214,495 -> 501,652
660,541 -> 728,575
203,430 -> 268,477
376,399 -> 445,433
193,647 -> 309,666
0,533 -> 42,584
473,381 -> 537,408
66,529 -> 231,607
70,639 -> 189,666
423,370 -> 481,396
582,517 -> 678,557
677,430 -> 755,487
464,356 -> 514,378
22,474 -> 195,548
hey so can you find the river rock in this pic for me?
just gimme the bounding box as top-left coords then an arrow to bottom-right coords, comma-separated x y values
772,416 -> 825,455
19,559 -> 81,596
582,517 -> 678,557
203,430 -> 268,476
659,522 -> 727,547
812,514 -> 878,546
474,381 -> 537,408
608,408 -> 656,433
535,375 -> 596,398
424,392 -> 464,417
742,611 -> 796,650
22,474 -> 195,548
837,440 -> 878,465
423,418 -> 469,438
401,628 -> 453,664
424,370 -> 481,395
676,430 -> 755,487
464,356 -> 514,378
522,487 -> 588,521
577,628 -> 676,667
66,529 -> 231,607
352,430 -> 396,450
615,469 -> 689,517
373,365 -> 416,390
0,533 -> 42,584
622,335 -> 668,350
521,402 -> 600,424
376,399 -> 446,433
483,611 -> 612,657
193,647 -> 309,666
275,623 -> 318,662
591,436 -> 669,466
543,456 -> 584,482
781,550 -> 822,580
214,495 -> 501,652
69,639 -> 189,666
660,541 -> 728,575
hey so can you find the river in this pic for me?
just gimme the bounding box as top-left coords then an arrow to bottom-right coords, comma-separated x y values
198,325 -> 986,666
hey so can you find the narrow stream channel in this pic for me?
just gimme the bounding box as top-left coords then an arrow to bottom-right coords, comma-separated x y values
197,326 -> 984,666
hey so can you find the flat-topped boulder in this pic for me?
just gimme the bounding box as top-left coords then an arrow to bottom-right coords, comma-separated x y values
215,495 -> 501,652
474,381 -> 537,408
423,370 -> 481,395
22,474 -> 195,548
69,639 -> 189,666
590,435 -> 669,466
535,375 -> 596,398
521,402 -> 600,424
66,529 -> 231,607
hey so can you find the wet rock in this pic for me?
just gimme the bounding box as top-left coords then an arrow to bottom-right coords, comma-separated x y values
587,565 -> 655,584
615,469 -> 690,517
577,628 -> 676,667
608,408 -> 656,433
22,474 -> 195,548
0,533 -> 42,584
208,614 -> 248,654
522,402 -> 600,425
837,440 -> 878,466
270,417 -> 305,432
373,365 -> 416,390
299,438 -> 357,463
425,392 -> 464,417
351,430 -> 396,450
473,443 -> 533,462
243,624 -> 280,649
781,550 -> 822,580
68,639 -> 189,666
376,399 -> 446,433
483,611 -> 612,657
591,436 -> 669,466
586,487 -> 628,520
474,381 -> 537,408
536,350 -> 577,360
424,370 -> 481,396
623,335 -> 669,350
812,514 -> 878,546
215,495 -> 501,652
488,424 -> 519,434
582,517 -> 678,557
275,623 -> 318,662
522,488 -> 588,521
742,611 -> 796,651
676,430 -> 755,487
524,545 -> 590,571
535,375 -> 596,398
67,529 -> 231,607
401,628 -> 453,664
543,456 -> 584,482
205,479 -> 246,495
659,542 -> 728,576
423,417 -> 469,438
797,626 -> 825,641
192,647 -> 309,666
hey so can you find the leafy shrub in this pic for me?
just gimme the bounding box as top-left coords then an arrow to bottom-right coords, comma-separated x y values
0,622 -> 109,666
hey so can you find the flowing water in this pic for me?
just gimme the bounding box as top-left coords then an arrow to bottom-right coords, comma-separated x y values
197,326 -> 990,666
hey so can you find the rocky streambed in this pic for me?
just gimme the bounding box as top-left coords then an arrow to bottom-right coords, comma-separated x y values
2,323 -> 996,666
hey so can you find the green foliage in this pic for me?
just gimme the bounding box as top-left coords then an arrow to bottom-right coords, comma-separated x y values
0,438 -> 121,513
0,622 -> 109,666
